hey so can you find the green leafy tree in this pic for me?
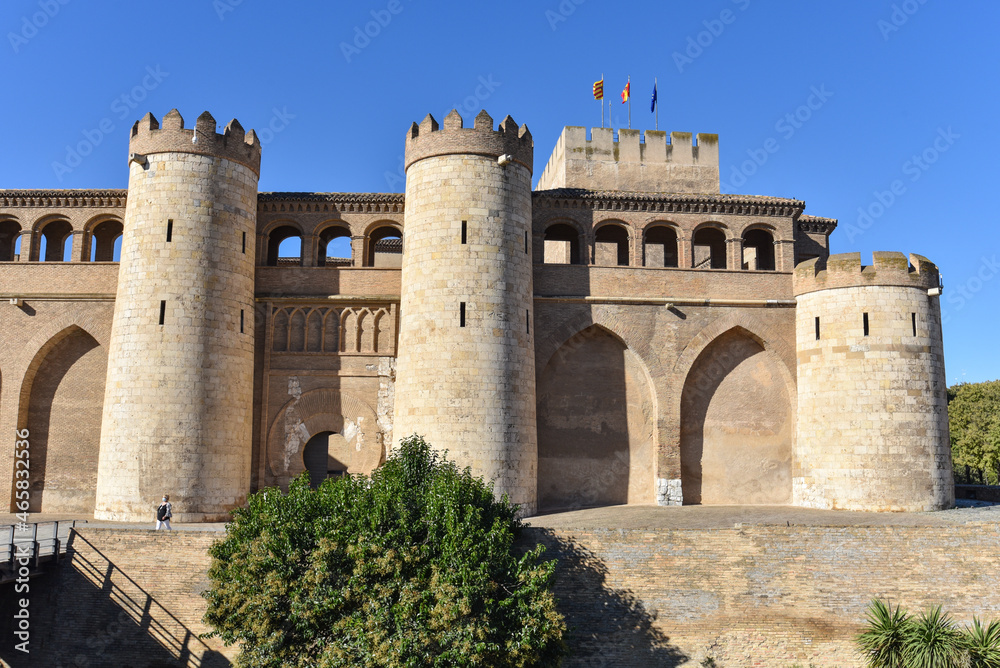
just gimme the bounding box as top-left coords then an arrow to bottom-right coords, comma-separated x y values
948,380 -> 1000,483
203,435 -> 567,668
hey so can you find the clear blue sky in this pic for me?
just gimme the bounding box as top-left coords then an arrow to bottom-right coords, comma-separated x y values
2,0 -> 997,384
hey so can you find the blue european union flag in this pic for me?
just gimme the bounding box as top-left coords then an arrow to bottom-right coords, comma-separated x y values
651,83 -> 657,113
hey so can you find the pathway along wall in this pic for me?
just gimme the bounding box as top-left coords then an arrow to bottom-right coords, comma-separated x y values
95,111 -> 260,522
393,110 -> 537,513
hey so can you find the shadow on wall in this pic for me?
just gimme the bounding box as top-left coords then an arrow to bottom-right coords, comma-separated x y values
0,531 -> 230,668
525,528 -> 688,667
679,327 -> 793,506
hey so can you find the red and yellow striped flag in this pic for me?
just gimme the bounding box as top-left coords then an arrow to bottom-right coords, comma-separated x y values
621,80 -> 630,104
593,78 -> 604,100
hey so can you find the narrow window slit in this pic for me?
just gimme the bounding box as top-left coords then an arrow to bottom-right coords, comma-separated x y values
526,309 -> 530,334
166,220 -> 173,242
815,316 -> 820,341
459,302 -> 466,327
240,309 -> 245,333
912,312 -> 917,336
863,312 -> 870,337
242,231 -> 246,254
524,230 -> 528,253
158,300 -> 166,325
461,221 -> 467,245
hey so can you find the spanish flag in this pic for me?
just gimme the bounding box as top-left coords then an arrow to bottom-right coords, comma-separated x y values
621,79 -> 630,104
593,78 -> 604,100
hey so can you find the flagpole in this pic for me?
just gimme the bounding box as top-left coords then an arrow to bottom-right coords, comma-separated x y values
655,77 -> 659,131
601,72 -> 604,128
628,76 -> 632,129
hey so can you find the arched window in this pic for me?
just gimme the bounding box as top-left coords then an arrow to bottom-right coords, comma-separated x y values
266,225 -> 303,266
693,227 -> 727,269
0,220 -> 20,261
38,220 -> 74,262
367,226 -> 402,267
742,229 -> 775,271
89,220 -> 124,262
318,225 -> 352,267
543,223 -> 581,265
643,225 -> 678,268
594,224 -> 630,266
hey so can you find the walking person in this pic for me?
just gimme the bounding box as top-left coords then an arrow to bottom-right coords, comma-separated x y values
156,494 -> 172,530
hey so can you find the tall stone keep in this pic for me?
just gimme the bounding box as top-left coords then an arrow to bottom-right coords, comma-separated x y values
394,110 -> 537,513
793,252 -> 953,512
95,110 -> 261,522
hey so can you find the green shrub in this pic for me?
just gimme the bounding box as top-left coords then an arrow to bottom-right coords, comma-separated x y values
966,618 -> 1000,668
857,599 -> 1000,668
203,434 -> 567,668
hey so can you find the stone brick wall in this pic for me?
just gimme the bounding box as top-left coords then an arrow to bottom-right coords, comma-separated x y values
0,302 -> 113,513
5,523 -> 999,668
96,148 -> 259,523
0,528 -> 234,668
526,523 -> 1000,667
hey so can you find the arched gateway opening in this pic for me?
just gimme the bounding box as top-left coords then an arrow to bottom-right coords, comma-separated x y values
302,431 -> 348,488
679,328 -> 792,505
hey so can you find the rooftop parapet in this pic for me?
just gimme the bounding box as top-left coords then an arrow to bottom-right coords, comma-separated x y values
403,109 -> 533,173
536,126 -> 720,194
793,251 -> 941,296
128,109 -> 262,176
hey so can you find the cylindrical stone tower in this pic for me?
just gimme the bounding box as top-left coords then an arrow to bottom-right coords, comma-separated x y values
393,109 -> 537,514
793,251 -> 953,512
95,110 -> 260,522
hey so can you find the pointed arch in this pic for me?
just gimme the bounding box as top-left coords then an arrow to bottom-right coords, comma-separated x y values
673,311 -> 795,383
13,324 -> 105,512
536,323 -> 656,512
288,309 -> 307,352
305,309 -> 323,352
322,308 -> 340,353
272,308 -> 290,351
677,321 -> 795,506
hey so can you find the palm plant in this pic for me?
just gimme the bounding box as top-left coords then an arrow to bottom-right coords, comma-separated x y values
965,617 -> 1000,668
902,606 -> 964,668
857,598 -> 910,668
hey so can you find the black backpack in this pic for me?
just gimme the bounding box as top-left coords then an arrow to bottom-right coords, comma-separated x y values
157,503 -> 168,521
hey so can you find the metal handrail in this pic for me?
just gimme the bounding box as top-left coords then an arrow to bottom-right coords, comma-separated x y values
1,519 -> 85,570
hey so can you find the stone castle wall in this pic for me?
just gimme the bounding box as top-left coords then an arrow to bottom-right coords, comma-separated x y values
96,144 -> 259,522
394,111 -> 537,512
536,127 -> 720,193
793,252 -> 951,511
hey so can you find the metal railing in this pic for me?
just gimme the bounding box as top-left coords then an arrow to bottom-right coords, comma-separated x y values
0,519 -> 85,583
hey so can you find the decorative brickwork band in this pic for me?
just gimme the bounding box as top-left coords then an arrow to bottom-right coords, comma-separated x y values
793,251 -> 941,296
404,109 -> 533,173
129,109 -> 262,176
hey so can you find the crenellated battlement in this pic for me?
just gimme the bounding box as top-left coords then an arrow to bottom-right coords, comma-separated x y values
404,109 -> 533,173
793,251 -> 941,296
128,109 -> 262,176
536,126 -> 720,194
